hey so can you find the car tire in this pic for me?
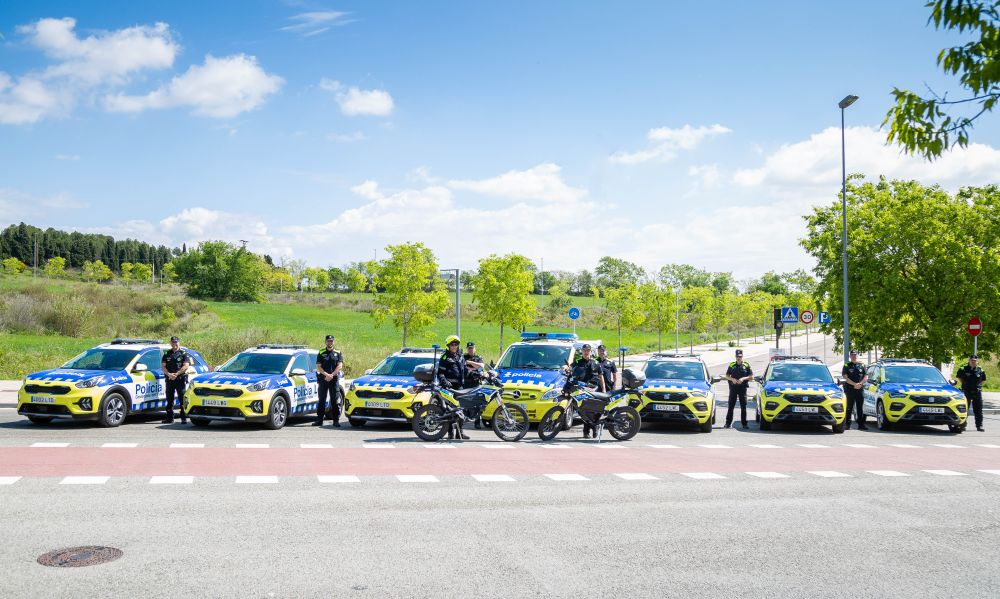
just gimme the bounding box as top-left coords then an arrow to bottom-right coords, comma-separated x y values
876,400 -> 892,431
190,418 -> 211,427
759,414 -> 772,431
948,424 -> 964,434
265,395 -> 288,430
97,392 -> 128,428
27,416 -> 54,425
348,417 -> 366,428
699,419 -> 713,433
832,421 -> 845,434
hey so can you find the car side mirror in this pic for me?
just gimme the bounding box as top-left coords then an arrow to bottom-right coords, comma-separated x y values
489,360 -> 495,368
364,369 -> 373,375
290,368 -> 306,376
753,375 -> 763,384
132,363 -> 148,373
710,375 -> 724,384
949,379 -> 957,386
835,376 -> 844,385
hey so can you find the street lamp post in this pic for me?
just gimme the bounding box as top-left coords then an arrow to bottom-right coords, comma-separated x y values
440,268 -> 460,338
839,94 -> 858,362
674,286 -> 681,351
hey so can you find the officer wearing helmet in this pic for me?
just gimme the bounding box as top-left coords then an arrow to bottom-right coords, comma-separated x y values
437,335 -> 470,440
569,343 -> 605,438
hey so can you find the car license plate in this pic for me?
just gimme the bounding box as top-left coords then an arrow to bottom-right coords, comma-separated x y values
366,401 -> 391,408
203,399 -> 227,407
653,404 -> 681,412
31,396 -> 56,404
920,406 -> 945,414
793,406 -> 819,413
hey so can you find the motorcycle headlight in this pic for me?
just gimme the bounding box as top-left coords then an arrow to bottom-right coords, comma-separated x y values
247,381 -> 269,393
75,377 -> 102,389
541,388 -> 560,401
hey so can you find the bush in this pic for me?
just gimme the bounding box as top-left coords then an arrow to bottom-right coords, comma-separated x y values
44,298 -> 95,336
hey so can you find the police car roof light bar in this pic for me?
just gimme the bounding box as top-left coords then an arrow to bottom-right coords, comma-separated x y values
877,357 -> 932,365
400,347 -> 438,354
770,355 -> 823,362
110,338 -> 163,345
520,332 -> 579,341
255,344 -> 307,350
651,352 -> 702,359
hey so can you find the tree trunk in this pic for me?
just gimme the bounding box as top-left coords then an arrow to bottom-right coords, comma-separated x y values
715,324 -> 719,350
499,321 -> 504,357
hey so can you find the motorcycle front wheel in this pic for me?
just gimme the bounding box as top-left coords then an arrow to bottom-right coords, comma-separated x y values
537,406 -> 565,441
607,406 -> 641,441
412,404 -> 449,441
492,403 -> 530,442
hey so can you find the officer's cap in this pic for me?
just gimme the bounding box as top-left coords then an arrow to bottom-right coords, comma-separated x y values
581,343 -> 592,350
597,344 -> 606,350
849,349 -> 857,355
735,349 -> 743,357
466,341 -> 475,348
971,354 -> 979,359
325,335 -> 334,342
170,336 -> 179,342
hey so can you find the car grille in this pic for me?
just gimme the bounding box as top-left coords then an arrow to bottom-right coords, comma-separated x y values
355,390 -> 405,400
187,406 -> 245,417
24,384 -> 71,395
193,387 -> 243,398
646,391 -> 688,402
352,408 -> 406,418
908,395 -> 951,405
782,394 -> 826,403
640,403 -> 696,421
775,406 -> 834,422
19,403 -> 72,415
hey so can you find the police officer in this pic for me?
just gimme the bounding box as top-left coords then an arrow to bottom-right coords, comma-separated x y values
463,342 -> 486,428
956,355 -> 987,432
725,349 -> 752,429
570,343 -> 606,438
842,350 -> 868,430
315,335 -> 343,427
596,344 -> 618,392
161,336 -> 190,424
437,335 -> 470,440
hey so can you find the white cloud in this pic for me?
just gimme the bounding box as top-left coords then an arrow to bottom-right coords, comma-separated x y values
447,163 -> 586,203
280,11 -> 352,37
687,164 -> 721,188
104,54 -> 283,118
320,78 -> 394,116
610,124 -> 731,164
0,188 -> 85,222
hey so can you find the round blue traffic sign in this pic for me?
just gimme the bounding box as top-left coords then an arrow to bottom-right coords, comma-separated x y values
568,307 -> 581,320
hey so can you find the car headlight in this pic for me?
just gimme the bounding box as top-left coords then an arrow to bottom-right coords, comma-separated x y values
541,388 -> 560,401
247,381 -> 269,393
349,382 -> 357,392
829,391 -> 844,399
690,390 -> 707,397
75,377 -> 102,389
887,390 -> 908,398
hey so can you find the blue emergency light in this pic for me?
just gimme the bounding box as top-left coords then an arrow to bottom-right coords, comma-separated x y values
520,332 -> 578,341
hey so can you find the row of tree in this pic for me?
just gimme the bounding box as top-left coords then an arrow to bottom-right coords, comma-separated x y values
0,223 -> 177,274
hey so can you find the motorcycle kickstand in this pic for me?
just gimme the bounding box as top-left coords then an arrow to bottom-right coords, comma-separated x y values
596,423 -> 605,443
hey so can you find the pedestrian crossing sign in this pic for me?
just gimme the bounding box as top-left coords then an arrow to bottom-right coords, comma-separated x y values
780,306 -> 799,323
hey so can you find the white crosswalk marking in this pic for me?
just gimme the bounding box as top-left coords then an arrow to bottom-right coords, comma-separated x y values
614,473 -> 658,480
746,472 -> 790,479
808,471 -> 852,478
170,443 -> 204,448
749,444 -> 783,449
101,443 -> 138,448
798,444 -> 829,449
150,476 -> 194,484
300,444 -> 333,449
699,444 -> 732,449
472,474 -> 516,482
397,475 -> 438,483
647,444 -> 680,449
545,473 -> 589,481
60,476 -> 109,485
362,444 -> 396,449
0,476 -> 22,485
31,442 -> 69,448
977,470 -> 1000,476
682,472 -> 726,480
537,444 -> 571,449
867,470 -> 909,477
889,444 -> 921,448
931,444 -> 965,449
318,475 -> 360,483
844,444 -> 876,448
236,444 -> 270,448
477,444 -> 515,449
591,444 -> 627,449
975,444 -> 1000,448
923,470 -> 967,476
423,444 -> 456,449
235,476 -> 278,484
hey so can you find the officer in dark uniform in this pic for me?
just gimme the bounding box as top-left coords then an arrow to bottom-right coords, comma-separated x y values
569,343 -> 605,438
463,342 -> 486,427
596,344 -> 618,392
956,355 -> 987,432
437,335 -> 469,440
725,349 -> 752,429
315,335 -> 343,427
841,350 -> 868,430
161,336 -> 190,424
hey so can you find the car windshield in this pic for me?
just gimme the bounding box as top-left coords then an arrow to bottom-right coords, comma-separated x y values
62,348 -> 138,371
884,365 -> 947,385
498,345 -> 572,369
371,356 -> 433,376
644,361 -> 705,381
218,352 -> 290,375
769,363 -> 834,383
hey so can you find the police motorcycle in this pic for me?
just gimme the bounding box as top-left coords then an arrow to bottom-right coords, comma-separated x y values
410,349 -> 530,442
536,367 -> 644,442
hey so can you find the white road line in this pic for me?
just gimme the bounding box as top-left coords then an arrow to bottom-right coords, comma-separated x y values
976,444 -> 1000,449
844,444 -> 876,448
808,471 -> 852,478
682,472 -> 726,480
614,473 -> 658,481
647,444 -> 680,449
923,470 -> 967,476
798,444 -> 829,449
545,473 -> 589,481
977,470 -> 1000,476
170,443 -> 204,448
591,444 -> 627,449
699,444 -> 732,449
300,444 -> 333,449
150,476 -> 194,484
423,444 -> 456,449
536,444 -> 571,449
60,476 -> 109,485
476,444 -> 515,449
889,444 -> 921,448
31,442 -> 69,448
235,476 -> 278,484
101,442 -> 138,448
236,444 -> 270,448
749,444 -> 783,449
318,475 -> 360,483
746,471 -> 790,479
0,476 -> 22,485
867,470 -> 910,477
397,475 -> 438,483
472,474 -> 516,482
362,444 -> 396,449
931,444 -> 965,449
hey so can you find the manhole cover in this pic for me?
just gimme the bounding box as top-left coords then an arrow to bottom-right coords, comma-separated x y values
37,546 -> 123,567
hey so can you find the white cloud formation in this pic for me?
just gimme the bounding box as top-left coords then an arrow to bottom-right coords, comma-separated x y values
320,78 -> 394,116
610,124 -> 731,164
687,164 -> 721,188
0,188 -> 85,221
280,11 -> 352,37
104,54 -> 283,118
447,163 -> 586,204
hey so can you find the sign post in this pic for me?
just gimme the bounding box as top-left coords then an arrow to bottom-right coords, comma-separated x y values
800,310 -> 814,356
568,307 -> 581,336
818,312 -> 831,363
968,316 -> 983,355
781,307 -> 798,354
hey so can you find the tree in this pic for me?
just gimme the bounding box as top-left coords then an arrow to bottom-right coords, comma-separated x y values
571,270 -> 594,296
640,282 -> 676,351
43,256 -> 66,278
472,253 -> 537,354
266,268 -> 295,293
658,263 -> 712,289
885,1 -> 1000,159
600,283 -> 645,350
327,267 -> 346,291
595,256 -> 645,291
544,281 -> 574,320
282,258 -> 307,291
2,257 -> 27,275
345,268 -> 368,293
680,286 -> 714,352
709,292 -> 734,350
162,262 -> 177,283
81,260 -> 112,282
748,271 -> 790,296
371,242 -> 450,346
801,178 -> 1000,365
120,262 -> 134,286
171,241 -> 268,302
132,263 -> 153,283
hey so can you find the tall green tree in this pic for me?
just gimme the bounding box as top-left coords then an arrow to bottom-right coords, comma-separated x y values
709,292 -> 734,350
658,263 -> 712,289
801,179 -> 1000,364
600,283 -> 646,350
472,253 -> 537,354
640,282 -> 676,352
171,241 -> 268,302
680,286 -> 714,352
371,242 -> 450,346
43,256 -> 66,278
595,256 -> 645,291
885,0 -> 1000,159
345,267 -> 368,293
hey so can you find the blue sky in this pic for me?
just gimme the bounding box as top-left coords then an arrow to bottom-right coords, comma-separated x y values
2,0 -> 998,280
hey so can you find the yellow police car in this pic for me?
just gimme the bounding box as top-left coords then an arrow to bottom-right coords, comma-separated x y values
343,347 -> 438,427
754,355 -> 846,433
481,332 -> 598,423
633,353 -> 721,432
16,338 -> 210,427
862,358 -> 968,433
185,344 -> 333,429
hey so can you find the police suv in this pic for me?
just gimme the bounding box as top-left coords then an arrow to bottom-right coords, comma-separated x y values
16,338 -> 210,427
754,355 -> 847,433
185,344 -> 332,430
635,353 -> 721,432
862,358 -> 967,433
343,347 -> 438,427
